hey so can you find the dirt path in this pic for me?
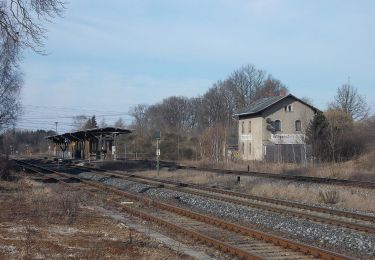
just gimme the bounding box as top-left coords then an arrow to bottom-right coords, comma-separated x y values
92,205 -> 214,260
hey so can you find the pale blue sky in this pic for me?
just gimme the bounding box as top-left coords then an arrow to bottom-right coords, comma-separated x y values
19,0 -> 375,131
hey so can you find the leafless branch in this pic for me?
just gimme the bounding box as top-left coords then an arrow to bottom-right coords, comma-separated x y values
329,83 -> 370,120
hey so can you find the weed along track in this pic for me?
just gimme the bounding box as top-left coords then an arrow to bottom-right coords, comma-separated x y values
15,159 -> 354,260
19,159 -> 375,234
160,160 -> 375,189
67,163 -> 375,234
186,168 -> 375,188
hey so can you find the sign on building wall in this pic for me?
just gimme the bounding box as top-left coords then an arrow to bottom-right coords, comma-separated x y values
240,134 -> 252,141
271,134 -> 305,144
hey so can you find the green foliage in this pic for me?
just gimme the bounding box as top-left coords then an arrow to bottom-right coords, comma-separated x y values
306,111 -> 330,161
84,115 -> 98,129
308,111 -> 329,139
307,109 -> 369,162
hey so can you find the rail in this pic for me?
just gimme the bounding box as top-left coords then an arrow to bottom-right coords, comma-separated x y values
15,159 -> 354,260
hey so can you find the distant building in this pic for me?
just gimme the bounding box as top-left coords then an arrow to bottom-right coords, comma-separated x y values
47,127 -> 132,160
234,94 -> 318,163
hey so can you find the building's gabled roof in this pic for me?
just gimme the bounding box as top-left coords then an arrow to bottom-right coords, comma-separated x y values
234,94 -> 318,117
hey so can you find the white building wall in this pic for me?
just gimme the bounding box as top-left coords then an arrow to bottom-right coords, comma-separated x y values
238,117 -> 263,160
262,98 -> 315,140
238,97 -> 316,161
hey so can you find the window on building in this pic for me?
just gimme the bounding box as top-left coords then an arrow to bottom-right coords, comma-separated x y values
248,121 -> 251,133
285,105 -> 293,112
241,121 -> 244,134
274,120 -> 281,131
295,120 -> 301,131
241,142 -> 244,154
249,143 -> 251,155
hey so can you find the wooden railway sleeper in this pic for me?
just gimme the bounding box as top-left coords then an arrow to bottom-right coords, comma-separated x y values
72,163 -> 375,224
18,160 -> 354,260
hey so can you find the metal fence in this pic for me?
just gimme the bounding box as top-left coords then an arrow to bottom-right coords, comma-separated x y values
264,144 -> 311,164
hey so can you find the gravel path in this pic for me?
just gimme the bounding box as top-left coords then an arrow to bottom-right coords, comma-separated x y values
77,171 -> 375,258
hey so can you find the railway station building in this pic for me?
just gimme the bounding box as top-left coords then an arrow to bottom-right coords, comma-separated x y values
234,94 -> 318,163
47,127 -> 132,160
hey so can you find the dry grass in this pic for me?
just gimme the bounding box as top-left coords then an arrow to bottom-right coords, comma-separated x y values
137,169 -> 237,187
136,168 -> 375,213
0,178 -> 188,259
246,181 -> 375,212
181,150 -> 375,181
0,157 -> 15,181
181,159 -> 300,174
123,151 -> 375,212
298,151 -> 375,182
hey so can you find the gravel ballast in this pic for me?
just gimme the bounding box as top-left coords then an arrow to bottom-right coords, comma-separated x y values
75,170 -> 375,257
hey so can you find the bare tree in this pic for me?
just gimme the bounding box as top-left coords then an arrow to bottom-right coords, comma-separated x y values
114,117 -> 125,128
329,84 -> 370,120
0,0 -> 65,129
72,115 -> 88,130
0,0 -> 65,52
227,64 -> 265,109
301,96 -> 314,106
158,96 -> 191,133
129,104 -> 149,137
365,115 -> 375,144
325,109 -> 353,161
0,128 -> 54,154
99,117 -> 107,128
254,75 -> 288,99
189,96 -> 206,132
0,40 -> 21,129
126,64 -> 290,162
199,124 -> 226,162
201,85 -> 229,127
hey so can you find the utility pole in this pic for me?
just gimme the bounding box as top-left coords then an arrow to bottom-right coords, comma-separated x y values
124,143 -> 127,161
156,138 -> 159,175
177,135 -> 180,162
55,122 -> 58,134
155,131 -> 161,176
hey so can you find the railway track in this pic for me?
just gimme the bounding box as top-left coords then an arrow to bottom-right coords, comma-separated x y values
15,159 -> 354,260
61,162 -> 375,234
152,160 -> 375,189
13,156 -> 375,189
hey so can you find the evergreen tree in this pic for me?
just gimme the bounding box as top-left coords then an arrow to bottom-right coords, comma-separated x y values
306,111 -> 330,162
83,115 -> 98,129
91,115 -> 98,128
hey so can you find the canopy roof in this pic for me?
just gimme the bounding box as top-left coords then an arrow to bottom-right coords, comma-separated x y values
47,127 -> 132,144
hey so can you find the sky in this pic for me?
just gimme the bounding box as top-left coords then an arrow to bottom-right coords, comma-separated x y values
19,0 -> 375,132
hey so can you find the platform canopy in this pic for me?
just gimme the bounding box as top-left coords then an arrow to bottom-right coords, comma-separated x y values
47,127 -> 132,144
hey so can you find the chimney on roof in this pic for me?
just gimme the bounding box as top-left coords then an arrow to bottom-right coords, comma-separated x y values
279,88 -> 286,96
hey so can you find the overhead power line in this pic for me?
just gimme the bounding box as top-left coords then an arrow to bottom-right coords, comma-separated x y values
13,104 -> 136,131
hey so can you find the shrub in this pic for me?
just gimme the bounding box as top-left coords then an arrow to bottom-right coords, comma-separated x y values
58,190 -> 80,224
0,158 -> 13,181
318,190 -> 340,204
